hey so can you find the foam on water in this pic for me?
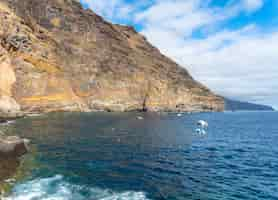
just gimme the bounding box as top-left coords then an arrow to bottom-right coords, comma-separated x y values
4,175 -> 151,200
0,120 -> 15,126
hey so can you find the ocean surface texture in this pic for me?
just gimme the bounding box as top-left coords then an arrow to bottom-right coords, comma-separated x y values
3,111 -> 278,200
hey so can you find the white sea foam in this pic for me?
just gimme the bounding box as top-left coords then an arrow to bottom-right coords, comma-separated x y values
0,120 -> 15,126
4,175 -> 151,200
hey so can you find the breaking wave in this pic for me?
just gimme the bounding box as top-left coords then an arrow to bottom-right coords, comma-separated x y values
4,175 -> 151,200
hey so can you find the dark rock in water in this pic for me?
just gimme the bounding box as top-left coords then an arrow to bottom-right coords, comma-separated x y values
0,132 -> 29,194
0,156 -> 20,182
0,134 -> 29,158
0,0 -> 224,113
0,112 -> 25,123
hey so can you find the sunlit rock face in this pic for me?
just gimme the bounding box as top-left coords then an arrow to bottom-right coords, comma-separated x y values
0,0 -> 224,113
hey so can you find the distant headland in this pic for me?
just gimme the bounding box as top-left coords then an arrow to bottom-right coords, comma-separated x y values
224,98 -> 275,111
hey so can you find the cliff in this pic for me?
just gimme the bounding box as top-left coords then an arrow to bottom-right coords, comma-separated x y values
0,0 -> 224,115
225,98 -> 274,111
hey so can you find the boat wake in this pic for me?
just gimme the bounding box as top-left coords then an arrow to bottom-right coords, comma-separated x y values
4,175 -> 151,200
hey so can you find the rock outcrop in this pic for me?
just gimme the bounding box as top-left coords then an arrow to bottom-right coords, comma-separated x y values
0,131 -> 29,194
0,96 -> 23,122
0,132 -> 29,158
0,0 -> 224,113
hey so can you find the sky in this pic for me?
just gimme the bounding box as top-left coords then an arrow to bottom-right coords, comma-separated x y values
79,0 -> 278,109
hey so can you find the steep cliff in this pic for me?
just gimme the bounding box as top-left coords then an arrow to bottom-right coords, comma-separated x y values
0,0 -> 224,114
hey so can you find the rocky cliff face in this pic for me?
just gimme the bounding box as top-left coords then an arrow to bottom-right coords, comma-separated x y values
0,0 -> 224,114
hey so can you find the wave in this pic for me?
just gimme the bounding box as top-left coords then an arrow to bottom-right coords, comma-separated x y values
4,175 -> 151,200
0,120 -> 16,126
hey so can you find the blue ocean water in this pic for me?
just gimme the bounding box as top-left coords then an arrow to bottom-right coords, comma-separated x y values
4,111 -> 278,200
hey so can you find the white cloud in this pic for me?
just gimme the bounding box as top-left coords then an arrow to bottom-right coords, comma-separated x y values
80,0 -> 134,22
80,0 -> 151,23
135,0 -> 235,37
182,29 -> 278,107
242,0 -> 264,12
141,25 -> 278,108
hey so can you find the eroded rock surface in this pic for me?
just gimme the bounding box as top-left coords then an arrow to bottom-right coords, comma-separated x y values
0,0 -> 224,113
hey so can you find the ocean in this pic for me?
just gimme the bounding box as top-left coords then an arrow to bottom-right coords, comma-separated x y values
2,111 -> 278,200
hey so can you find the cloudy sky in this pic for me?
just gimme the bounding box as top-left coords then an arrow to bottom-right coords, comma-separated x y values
80,0 -> 278,109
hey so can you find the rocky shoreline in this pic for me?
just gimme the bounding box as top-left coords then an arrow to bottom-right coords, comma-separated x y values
0,112 -> 24,124
0,131 -> 29,158
0,127 -> 29,196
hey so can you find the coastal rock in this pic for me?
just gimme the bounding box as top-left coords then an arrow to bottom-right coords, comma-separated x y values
0,132 -> 29,191
0,96 -> 24,122
0,134 -> 29,157
0,54 -> 24,120
0,156 -> 20,186
0,96 -> 21,113
0,0 -> 224,113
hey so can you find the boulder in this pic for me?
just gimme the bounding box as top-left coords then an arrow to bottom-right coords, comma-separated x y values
0,156 -> 20,184
0,135 -> 29,157
0,96 -> 21,113
0,131 -> 29,190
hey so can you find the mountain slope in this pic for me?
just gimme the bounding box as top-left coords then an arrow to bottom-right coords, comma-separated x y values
225,98 -> 274,111
0,0 -> 224,114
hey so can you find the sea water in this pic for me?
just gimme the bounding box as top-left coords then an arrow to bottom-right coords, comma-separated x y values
2,111 -> 278,200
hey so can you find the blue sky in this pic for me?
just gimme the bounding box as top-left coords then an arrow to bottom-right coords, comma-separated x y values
80,0 -> 278,109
